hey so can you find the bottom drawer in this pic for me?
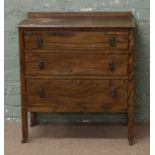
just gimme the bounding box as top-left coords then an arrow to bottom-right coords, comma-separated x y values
26,79 -> 127,112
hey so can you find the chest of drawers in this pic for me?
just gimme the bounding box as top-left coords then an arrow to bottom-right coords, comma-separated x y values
18,12 -> 135,144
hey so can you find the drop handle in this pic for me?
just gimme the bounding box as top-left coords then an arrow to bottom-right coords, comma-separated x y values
37,59 -> 44,70
38,87 -> 45,98
109,37 -> 116,47
111,88 -> 117,97
108,62 -> 115,71
37,36 -> 43,48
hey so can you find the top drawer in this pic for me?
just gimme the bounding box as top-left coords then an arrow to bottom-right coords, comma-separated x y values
24,30 -> 128,50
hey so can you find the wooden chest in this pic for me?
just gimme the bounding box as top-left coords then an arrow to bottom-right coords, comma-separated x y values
18,12 -> 135,144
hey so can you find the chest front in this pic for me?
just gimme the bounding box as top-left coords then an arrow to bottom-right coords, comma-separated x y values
18,12 -> 135,144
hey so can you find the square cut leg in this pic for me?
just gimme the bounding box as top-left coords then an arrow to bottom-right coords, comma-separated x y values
128,123 -> 134,145
128,104 -> 134,145
21,109 -> 28,143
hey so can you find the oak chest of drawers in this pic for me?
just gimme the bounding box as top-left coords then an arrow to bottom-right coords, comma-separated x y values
18,12 -> 135,144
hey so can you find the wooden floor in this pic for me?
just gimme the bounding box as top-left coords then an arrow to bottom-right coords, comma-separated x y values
5,121 -> 149,155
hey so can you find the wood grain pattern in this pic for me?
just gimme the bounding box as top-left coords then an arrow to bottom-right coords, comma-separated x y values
26,75 -> 128,80
24,30 -> 128,50
28,12 -> 133,18
26,49 -> 128,54
26,106 -> 127,113
18,12 -> 135,143
25,52 -> 128,76
26,79 -> 127,112
19,28 -> 28,143
18,12 -> 135,28
127,30 -> 134,145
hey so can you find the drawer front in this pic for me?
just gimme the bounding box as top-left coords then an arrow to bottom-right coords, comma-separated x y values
26,79 -> 127,112
25,52 -> 128,76
25,30 -> 128,50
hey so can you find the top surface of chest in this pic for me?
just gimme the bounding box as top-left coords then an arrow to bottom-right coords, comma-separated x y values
18,12 -> 135,28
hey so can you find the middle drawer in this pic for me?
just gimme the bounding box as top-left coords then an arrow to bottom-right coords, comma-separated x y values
25,52 -> 127,76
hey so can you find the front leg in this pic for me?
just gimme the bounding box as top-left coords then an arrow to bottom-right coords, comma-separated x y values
127,30 -> 134,145
128,110 -> 134,145
21,109 -> 28,143
127,78 -> 134,145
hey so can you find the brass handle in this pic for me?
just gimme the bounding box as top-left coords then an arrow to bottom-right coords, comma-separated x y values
37,36 -> 43,48
37,59 -> 44,70
109,37 -> 116,47
111,88 -> 117,97
38,87 -> 45,98
109,61 -> 115,71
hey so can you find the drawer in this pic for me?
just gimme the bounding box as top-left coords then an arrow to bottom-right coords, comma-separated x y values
25,52 -> 128,76
24,30 -> 128,50
26,79 -> 127,112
